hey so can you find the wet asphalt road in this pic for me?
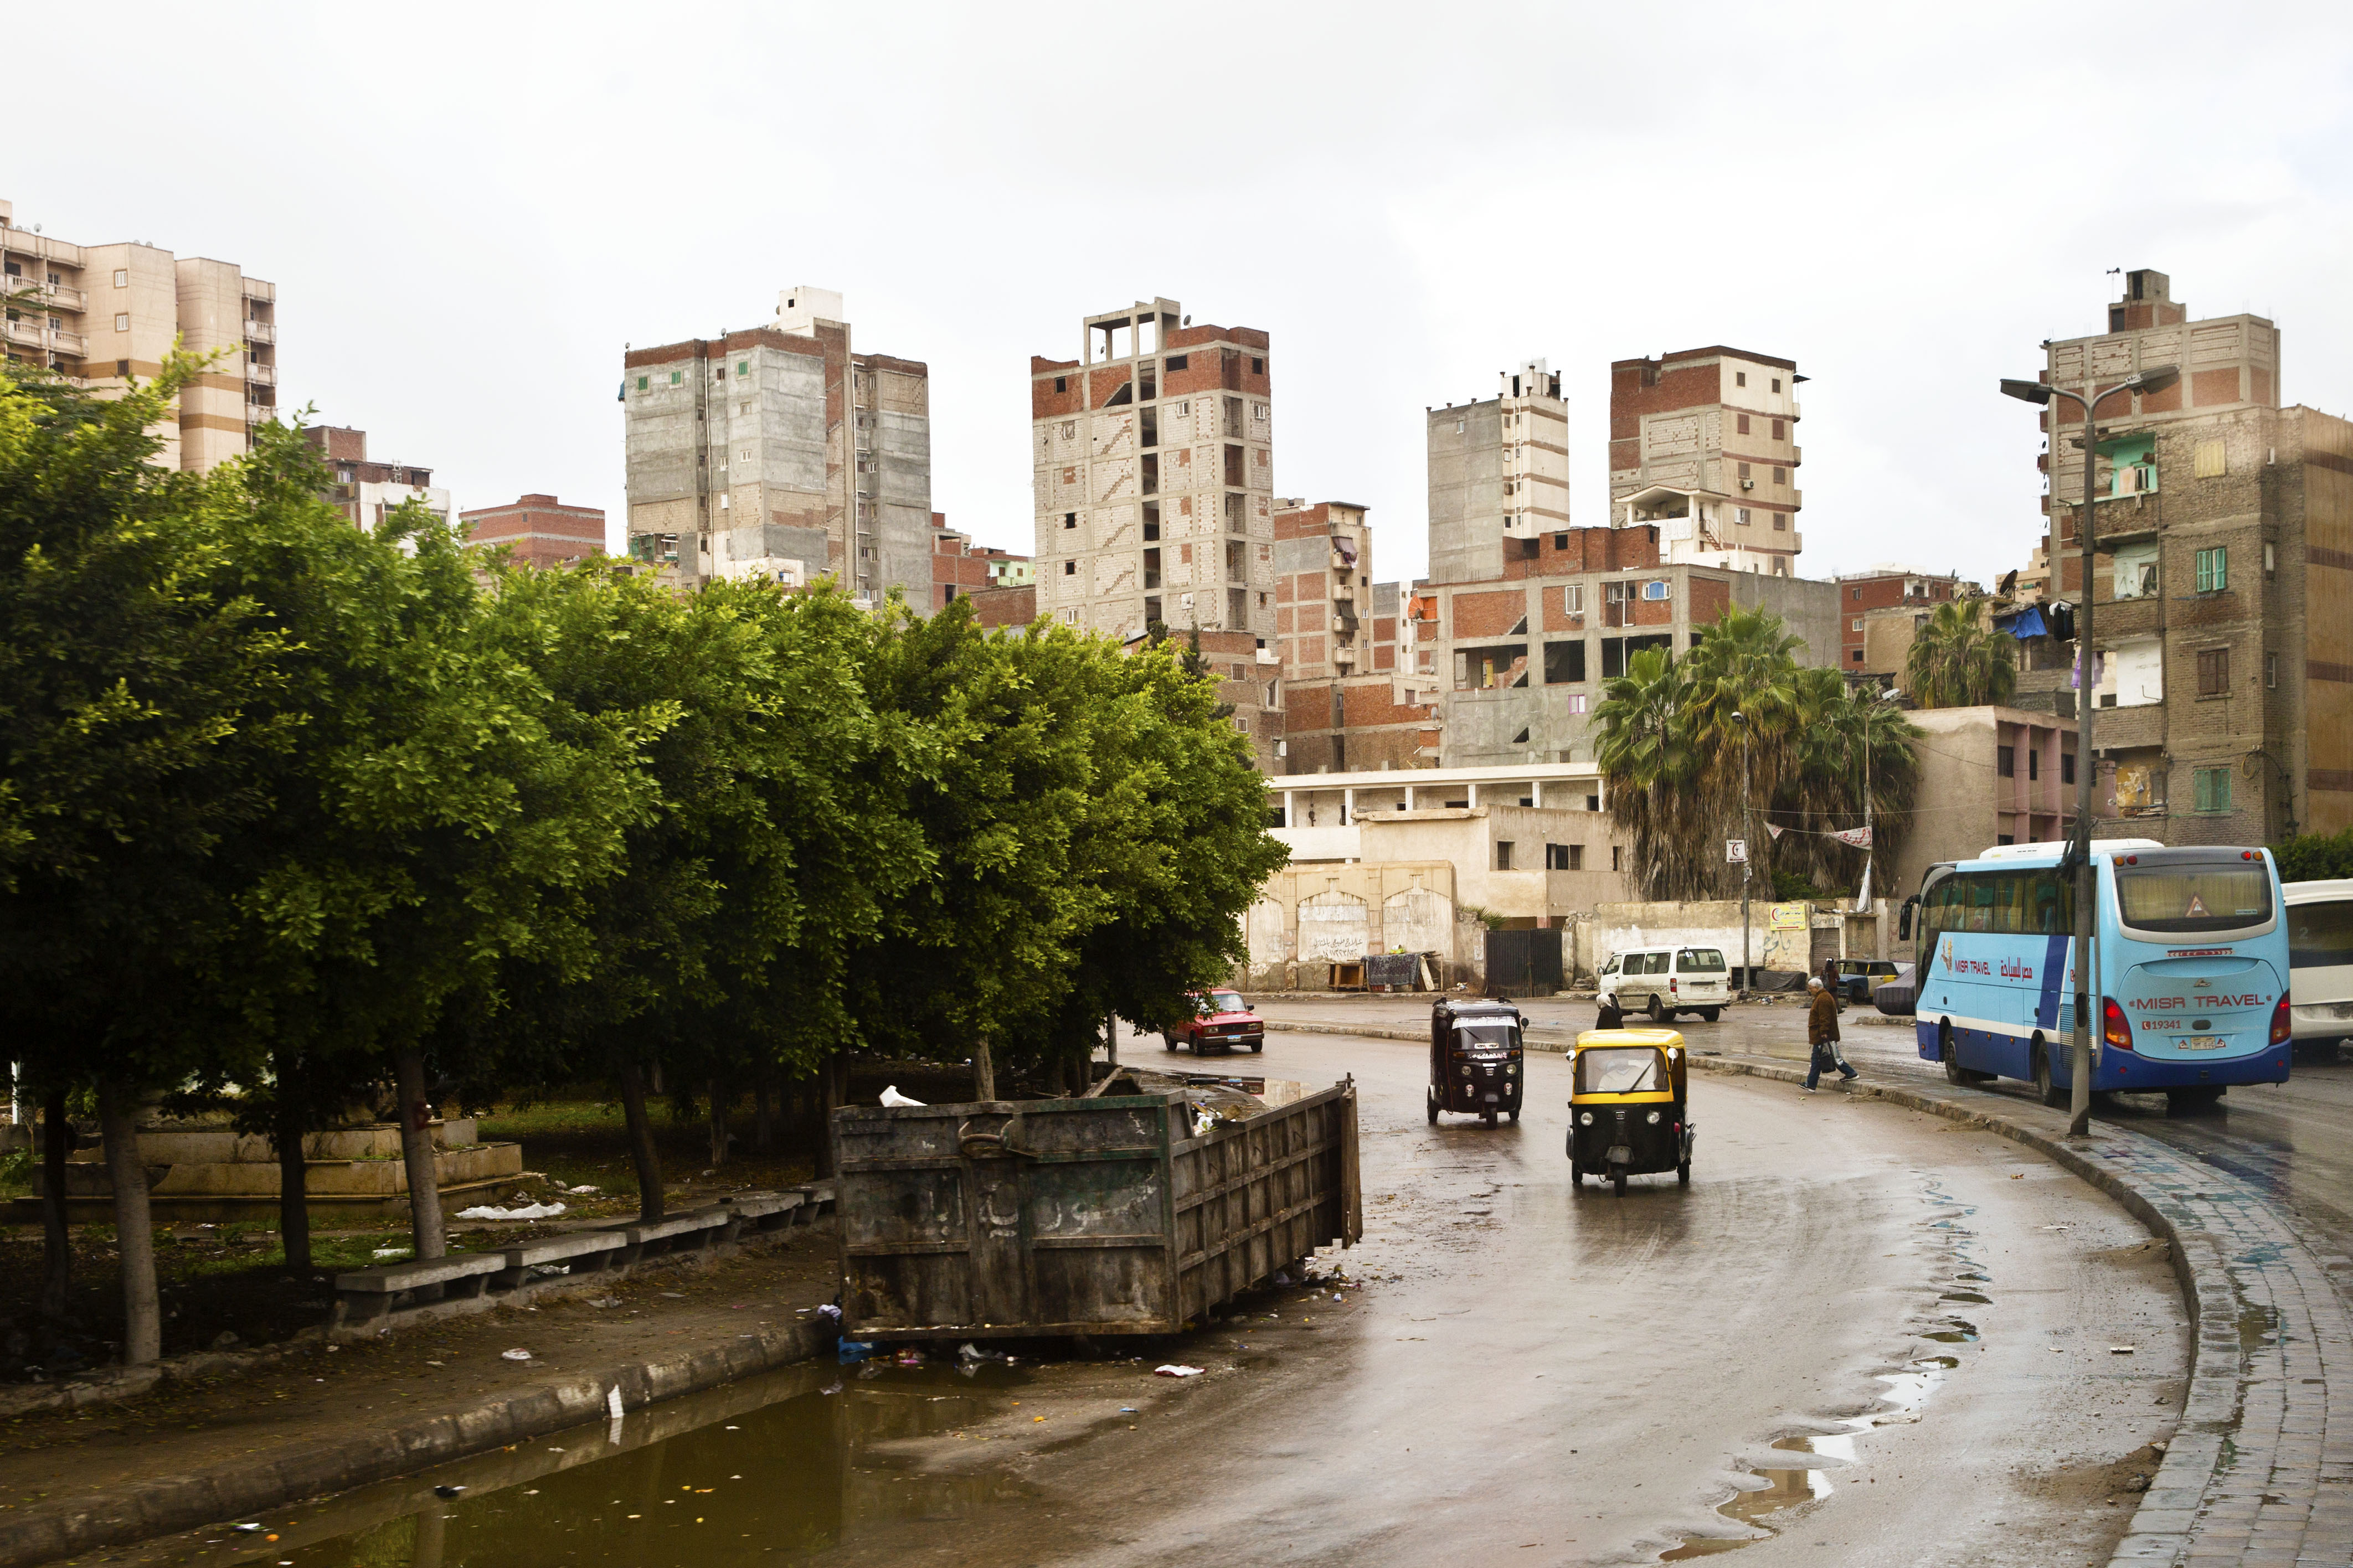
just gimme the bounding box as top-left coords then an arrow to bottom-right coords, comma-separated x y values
139,1014 -> 2190,1568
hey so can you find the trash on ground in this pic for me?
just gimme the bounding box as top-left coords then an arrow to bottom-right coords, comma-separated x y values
2109,1345 -> 2137,1354
817,1304 -> 843,1323
659,1291 -> 686,1298
606,1386 -> 624,1419
1120,1406 -> 1139,1413
1155,1364 -> 1205,1378
372,1247 -> 411,1260
880,1085 -> 925,1107
501,1348 -> 533,1361
837,1340 -> 877,1364
457,1201 -> 568,1221
234,1525 -> 265,1534
434,1484 -> 465,1498
957,1342 -> 1011,1364
589,1297 -> 620,1309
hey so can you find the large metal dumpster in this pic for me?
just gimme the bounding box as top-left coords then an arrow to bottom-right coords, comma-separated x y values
833,1080 -> 1360,1340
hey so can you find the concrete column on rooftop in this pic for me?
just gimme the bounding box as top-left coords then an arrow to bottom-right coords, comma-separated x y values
1283,790 -> 1295,828
1343,788 -> 1354,826
1405,785 -> 1416,811
1468,783 -> 1479,808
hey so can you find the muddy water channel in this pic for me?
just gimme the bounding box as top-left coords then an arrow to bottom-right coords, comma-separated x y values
144,1358 -> 1105,1568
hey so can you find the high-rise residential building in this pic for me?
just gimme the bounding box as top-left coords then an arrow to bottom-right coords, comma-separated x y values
622,288 -> 930,600
1,197 -> 277,471
1031,298 -> 1275,641
1272,499 -> 1432,775
930,515 -> 1032,611
462,494 -> 606,570
305,426 -> 450,531
1608,347 -> 1804,575
2027,269 -> 2351,841
1426,359 -> 1569,585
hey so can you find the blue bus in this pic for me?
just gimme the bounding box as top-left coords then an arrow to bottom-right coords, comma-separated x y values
1906,839 -> 2292,1111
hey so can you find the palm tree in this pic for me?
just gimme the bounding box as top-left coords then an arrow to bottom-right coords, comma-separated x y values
1592,647 -> 1709,899
1907,600 -> 2016,709
1775,674 -> 1922,898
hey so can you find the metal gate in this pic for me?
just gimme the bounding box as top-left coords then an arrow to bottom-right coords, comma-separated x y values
1485,929 -> 1564,997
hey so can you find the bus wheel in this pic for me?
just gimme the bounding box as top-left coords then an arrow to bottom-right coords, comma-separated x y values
2167,1086 -> 2226,1115
1939,1023 -> 1988,1086
2033,1046 -> 2067,1109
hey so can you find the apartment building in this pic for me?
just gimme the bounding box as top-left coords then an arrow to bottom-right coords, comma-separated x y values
1835,567 -> 1970,670
1,197 -> 277,471
1609,347 -> 1804,575
1125,624 -> 1283,775
1413,533 -> 1841,766
461,494 -> 605,570
1884,707 -> 2078,906
2027,269 -> 2352,840
931,516 -> 1032,612
1426,359 -> 1571,585
623,288 -> 930,600
1271,499 -> 1432,775
1032,298 -> 1275,641
305,426 -> 450,532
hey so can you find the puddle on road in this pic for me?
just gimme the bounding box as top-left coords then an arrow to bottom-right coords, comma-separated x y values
130,1359 -> 1084,1568
1662,1173 -> 1985,1559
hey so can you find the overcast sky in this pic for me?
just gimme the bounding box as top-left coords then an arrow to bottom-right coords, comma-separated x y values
22,3 -> 2353,595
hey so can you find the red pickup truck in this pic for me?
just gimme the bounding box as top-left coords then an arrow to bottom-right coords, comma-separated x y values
1162,989 -> 1265,1055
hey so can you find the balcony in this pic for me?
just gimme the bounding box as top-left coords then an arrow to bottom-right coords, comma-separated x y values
241,278 -> 275,304
49,328 -> 84,356
1,318 -> 43,349
245,362 -> 276,386
7,280 -> 86,312
244,318 -> 275,344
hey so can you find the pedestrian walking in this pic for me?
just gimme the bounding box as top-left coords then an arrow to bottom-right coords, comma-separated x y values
1820,953 -> 1842,997
1804,977 -> 1857,1092
1595,994 -> 1625,1031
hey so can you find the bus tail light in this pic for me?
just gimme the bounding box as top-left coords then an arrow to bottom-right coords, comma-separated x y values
2102,997 -> 2134,1053
2272,993 -> 2293,1046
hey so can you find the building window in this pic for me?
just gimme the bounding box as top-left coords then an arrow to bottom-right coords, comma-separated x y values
1737,414 -> 1750,435
670,370 -> 682,384
1250,357 -> 1264,374
2267,651 -> 2279,689
1771,419 -> 1784,440
113,269 -> 129,287
1253,403 -> 1267,421
2194,766 -> 2233,814
1063,560 -> 1077,575
1736,507 -> 1751,526
2195,548 -> 2227,594
1062,608 -> 1079,623
1054,375 -> 1067,393
1642,580 -> 1670,601
1563,584 -> 1584,613
1770,378 -> 1782,393
1850,617 -> 1864,632
1774,513 -> 1788,531
1166,355 -> 1187,372
1738,462 -> 1752,483
1064,512 -> 1077,529
1611,845 -> 1623,871
2028,748 -> 2040,781
1850,648 -> 1863,663
2062,751 -> 2076,784
737,359 -> 749,375
1735,371 -> 1747,387
114,313 -> 129,332
1566,692 -> 1590,715
1496,841 -> 1515,871
1544,639 -> 1587,683
1772,467 -> 1788,485
1851,586 -> 1862,600
2194,439 -> 2227,478
2265,541 -> 2277,577
2197,647 -> 2230,695
636,375 -> 648,390
1998,746 -> 2016,778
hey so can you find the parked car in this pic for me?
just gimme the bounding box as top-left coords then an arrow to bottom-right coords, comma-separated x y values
1163,989 -> 1265,1055
1597,946 -> 1729,1022
1871,962 -> 1918,1017
1828,958 -> 1903,1006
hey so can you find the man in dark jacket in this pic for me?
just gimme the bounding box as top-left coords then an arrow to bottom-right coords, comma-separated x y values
1805,977 -> 1858,1092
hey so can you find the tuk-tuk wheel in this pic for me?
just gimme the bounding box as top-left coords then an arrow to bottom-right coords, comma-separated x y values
1506,1106 -> 1519,1123
1677,1160 -> 1691,1185
1613,1168 -> 1628,1197
1481,1106 -> 1497,1128
1426,1090 -> 1438,1125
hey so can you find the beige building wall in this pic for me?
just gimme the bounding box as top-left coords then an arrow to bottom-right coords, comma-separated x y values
1884,705 -> 2079,909
3,199 -> 276,472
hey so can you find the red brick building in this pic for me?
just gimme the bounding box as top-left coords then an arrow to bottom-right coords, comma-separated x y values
931,514 -> 1032,612
1607,347 -> 1804,575
1272,499 -> 1433,774
461,494 -> 606,570
1833,567 -> 1966,670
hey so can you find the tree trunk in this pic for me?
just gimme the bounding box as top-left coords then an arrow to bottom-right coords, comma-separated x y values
617,1061 -> 664,1222
706,1078 -> 728,1167
814,1051 -> 843,1180
751,1079 -> 773,1154
38,1087 -> 71,1320
272,1080 -> 312,1276
97,1084 -> 161,1365
972,1036 -> 997,1105
393,1049 -> 446,1261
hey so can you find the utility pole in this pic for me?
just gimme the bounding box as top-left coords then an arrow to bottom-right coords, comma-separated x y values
1736,710 -> 1752,999
2001,361 -> 2177,1137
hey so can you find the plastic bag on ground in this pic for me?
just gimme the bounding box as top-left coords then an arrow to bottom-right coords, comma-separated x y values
457,1201 -> 568,1221
879,1086 -> 925,1107
837,1340 -> 877,1365
501,1348 -> 533,1361
1155,1364 -> 1205,1378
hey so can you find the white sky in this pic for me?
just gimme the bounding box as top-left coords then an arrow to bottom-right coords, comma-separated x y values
20,3 -> 2353,595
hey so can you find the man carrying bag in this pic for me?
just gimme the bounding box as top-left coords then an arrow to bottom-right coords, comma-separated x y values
1804,977 -> 1858,1093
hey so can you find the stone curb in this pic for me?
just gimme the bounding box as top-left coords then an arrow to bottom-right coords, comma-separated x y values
0,1316 -> 836,1568
1263,1021 -> 2321,1566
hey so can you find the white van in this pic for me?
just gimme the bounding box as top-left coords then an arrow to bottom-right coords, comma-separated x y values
2286,879 -> 2353,1055
1598,946 -> 1730,1022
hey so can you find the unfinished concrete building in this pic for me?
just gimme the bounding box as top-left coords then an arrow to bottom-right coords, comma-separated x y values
1,197 -> 277,472
1609,347 -> 1804,575
2028,269 -> 2351,840
1032,298 -> 1275,642
622,288 -> 930,600
1273,499 -> 1433,775
1425,359 -> 1570,586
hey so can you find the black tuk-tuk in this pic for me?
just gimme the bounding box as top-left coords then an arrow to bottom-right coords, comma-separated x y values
1428,999 -> 1526,1127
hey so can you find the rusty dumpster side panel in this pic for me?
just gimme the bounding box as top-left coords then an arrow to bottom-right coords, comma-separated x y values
835,1080 -> 1358,1340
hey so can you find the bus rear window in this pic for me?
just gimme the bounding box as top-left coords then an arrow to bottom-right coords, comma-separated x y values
2289,900 -> 2353,967
2115,863 -> 2273,933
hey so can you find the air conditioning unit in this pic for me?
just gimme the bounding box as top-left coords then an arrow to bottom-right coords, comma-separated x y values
1740,479 -> 1755,491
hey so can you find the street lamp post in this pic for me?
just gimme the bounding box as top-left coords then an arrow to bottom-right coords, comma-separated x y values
1735,710 -> 1752,1000
1999,362 -> 2178,1136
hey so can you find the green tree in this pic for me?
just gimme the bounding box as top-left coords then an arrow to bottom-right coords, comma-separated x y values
1907,599 -> 2017,709
1774,673 -> 1922,900
2275,829 -> 2353,883
1592,646 -> 1705,899
0,357 -> 307,1360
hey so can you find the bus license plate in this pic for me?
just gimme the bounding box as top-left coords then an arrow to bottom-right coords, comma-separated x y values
2179,1039 -> 2227,1050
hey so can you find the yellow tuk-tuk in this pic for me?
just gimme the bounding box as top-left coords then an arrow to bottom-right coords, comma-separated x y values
1567,1028 -> 1693,1196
